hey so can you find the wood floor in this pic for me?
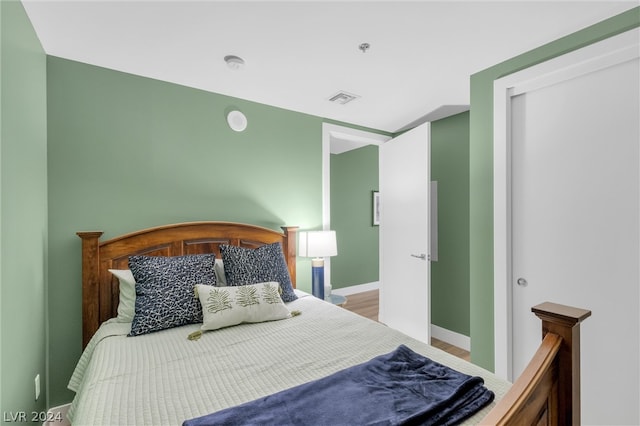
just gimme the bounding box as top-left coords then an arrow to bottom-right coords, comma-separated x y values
340,290 -> 471,362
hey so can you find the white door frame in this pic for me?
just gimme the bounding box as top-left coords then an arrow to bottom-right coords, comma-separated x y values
492,28 -> 640,380
321,123 -> 391,286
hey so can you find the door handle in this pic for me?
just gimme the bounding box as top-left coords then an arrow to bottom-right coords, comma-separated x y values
411,253 -> 427,260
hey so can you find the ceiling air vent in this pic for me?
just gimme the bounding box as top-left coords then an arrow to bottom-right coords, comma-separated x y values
328,91 -> 360,105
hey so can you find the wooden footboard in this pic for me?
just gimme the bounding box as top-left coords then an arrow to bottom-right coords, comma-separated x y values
481,302 -> 591,425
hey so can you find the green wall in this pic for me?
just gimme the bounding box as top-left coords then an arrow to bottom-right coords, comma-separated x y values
469,7 -> 640,370
1,0 -> 48,419
330,145 -> 379,288
431,112 -> 470,336
46,57 -> 324,405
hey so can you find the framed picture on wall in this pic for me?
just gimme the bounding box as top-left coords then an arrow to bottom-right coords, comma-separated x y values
373,191 -> 380,225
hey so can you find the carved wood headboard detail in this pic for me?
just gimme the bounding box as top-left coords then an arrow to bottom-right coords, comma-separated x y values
77,221 -> 298,348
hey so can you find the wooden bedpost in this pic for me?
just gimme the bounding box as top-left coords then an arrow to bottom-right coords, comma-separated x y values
481,302 -> 590,425
531,302 -> 591,426
77,231 -> 103,349
281,226 -> 298,287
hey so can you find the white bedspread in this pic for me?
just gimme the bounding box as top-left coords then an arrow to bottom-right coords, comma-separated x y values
68,292 -> 510,425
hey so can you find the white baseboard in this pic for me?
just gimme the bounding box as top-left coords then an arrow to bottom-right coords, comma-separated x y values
430,324 -> 471,351
330,284 -> 470,352
45,403 -> 71,426
331,281 -> 379,296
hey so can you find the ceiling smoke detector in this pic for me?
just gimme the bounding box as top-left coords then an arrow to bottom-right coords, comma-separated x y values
328,91 -> 360,105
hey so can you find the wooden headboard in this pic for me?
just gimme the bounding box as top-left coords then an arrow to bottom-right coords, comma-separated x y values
77,221 -> 298,348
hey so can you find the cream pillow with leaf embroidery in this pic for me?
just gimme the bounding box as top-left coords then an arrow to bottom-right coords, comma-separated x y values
195,282 -> 291,331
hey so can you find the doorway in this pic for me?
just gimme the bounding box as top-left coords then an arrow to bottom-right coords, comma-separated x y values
322,123 -> 432,343
321,123 -> 390,291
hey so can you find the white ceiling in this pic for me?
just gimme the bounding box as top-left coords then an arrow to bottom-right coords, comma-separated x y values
22,0 -> 638,133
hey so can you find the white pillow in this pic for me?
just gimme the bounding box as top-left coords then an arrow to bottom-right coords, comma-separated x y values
196,282 -> 290,331
108,269 -> 136,323
214,259 -> 227,286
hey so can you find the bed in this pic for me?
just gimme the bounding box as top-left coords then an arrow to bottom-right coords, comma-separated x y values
71,221 -> 591,425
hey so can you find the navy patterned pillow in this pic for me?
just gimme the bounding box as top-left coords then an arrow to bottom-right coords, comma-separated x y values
128,254 -> 217,336
220,242 -> 297,302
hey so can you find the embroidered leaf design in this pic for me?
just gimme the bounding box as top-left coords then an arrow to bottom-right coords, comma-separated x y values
262,283 -> 282,304
206,288 -> 232,314
237,285 -> 260,307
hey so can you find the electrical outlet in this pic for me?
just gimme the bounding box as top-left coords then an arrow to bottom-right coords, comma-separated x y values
35,374 -> 40,400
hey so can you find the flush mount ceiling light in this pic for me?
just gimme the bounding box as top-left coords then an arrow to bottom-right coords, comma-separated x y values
224,55 -> 245,70
227,110 -> 247,132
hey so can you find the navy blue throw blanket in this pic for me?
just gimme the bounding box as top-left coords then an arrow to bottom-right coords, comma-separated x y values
183,345 -> 494,426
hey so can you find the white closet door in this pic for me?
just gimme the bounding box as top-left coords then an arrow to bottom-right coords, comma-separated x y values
511,56 -> 639,425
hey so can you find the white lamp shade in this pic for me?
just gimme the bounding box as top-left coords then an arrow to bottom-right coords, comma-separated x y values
299,230 -> 337,258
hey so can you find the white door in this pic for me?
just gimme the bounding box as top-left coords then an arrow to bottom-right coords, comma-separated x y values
507,35 -> 639,425
379,123 -> 430,343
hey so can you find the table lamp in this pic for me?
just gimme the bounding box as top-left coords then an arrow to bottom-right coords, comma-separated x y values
298,230 -> 337,299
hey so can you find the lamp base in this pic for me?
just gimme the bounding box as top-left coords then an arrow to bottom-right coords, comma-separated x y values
311,258 -> 325,300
